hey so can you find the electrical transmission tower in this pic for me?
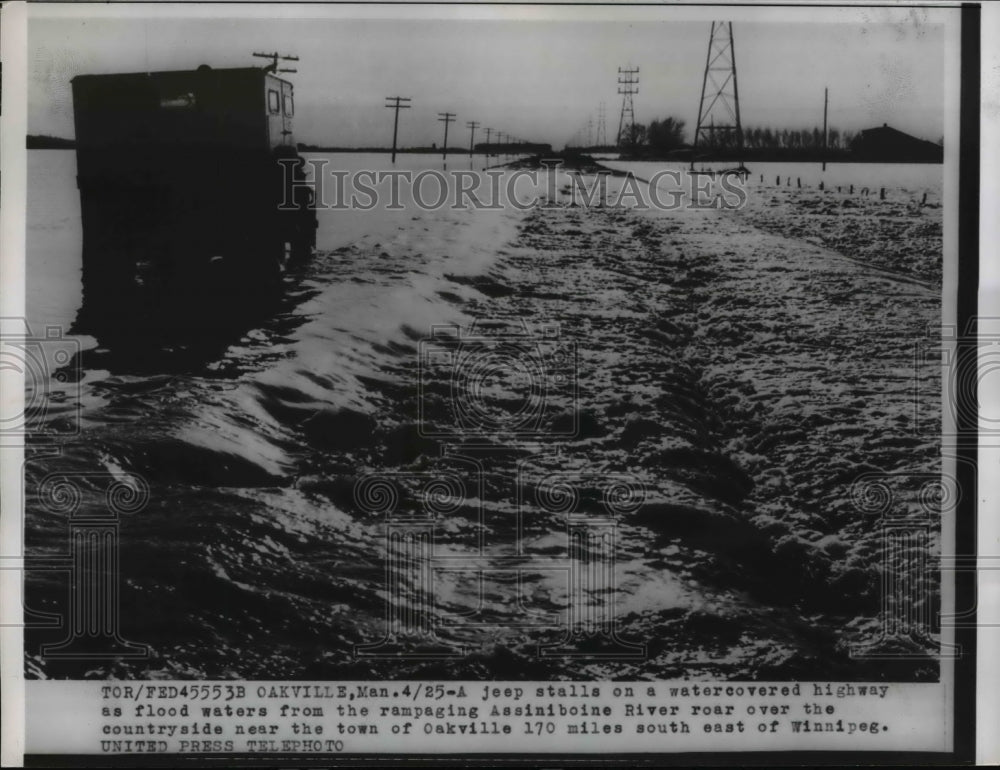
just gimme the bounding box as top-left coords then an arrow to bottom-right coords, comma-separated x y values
597,102 -> 608,147
616,67 -> 639,148
692,22 -> 744,167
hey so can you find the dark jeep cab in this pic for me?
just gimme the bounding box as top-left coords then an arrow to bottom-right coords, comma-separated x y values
71,64 -> 317,330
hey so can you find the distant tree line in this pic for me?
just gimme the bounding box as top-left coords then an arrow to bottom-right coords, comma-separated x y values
741,126 -> 855,151
27,134 -> 77,149
610,117 -> 858,154
609,115 -> 941,162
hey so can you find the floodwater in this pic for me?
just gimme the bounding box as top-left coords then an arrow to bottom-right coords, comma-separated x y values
23,150 -> 941,681
603,159 -> 942,203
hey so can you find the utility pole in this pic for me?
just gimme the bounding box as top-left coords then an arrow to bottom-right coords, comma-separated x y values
617,67 -> 639,148
252,51 -> 299,74
597,101 -> 607,147
466,120 -> 480,157
438,112 -> 456,159
385,96 -> 411,163
822,87 -> 829,171
484,127 -> 494,157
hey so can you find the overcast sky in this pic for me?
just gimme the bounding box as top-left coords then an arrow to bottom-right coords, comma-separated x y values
28,6 -> 950,148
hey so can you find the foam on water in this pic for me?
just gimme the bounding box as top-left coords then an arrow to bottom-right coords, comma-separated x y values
23,151 -> 941,681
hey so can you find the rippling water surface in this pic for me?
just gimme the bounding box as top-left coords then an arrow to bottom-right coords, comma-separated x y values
24,150 -> 941,681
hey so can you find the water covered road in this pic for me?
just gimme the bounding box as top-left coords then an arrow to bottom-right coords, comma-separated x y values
25,158 -> 941,681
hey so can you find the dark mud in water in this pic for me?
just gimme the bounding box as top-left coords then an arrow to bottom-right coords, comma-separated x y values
25,175 -> 940,681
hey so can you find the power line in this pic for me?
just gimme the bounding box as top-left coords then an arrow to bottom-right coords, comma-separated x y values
466,120 -> 480,157
438,112 -> 456,159
692,22 -> 744,165
617,66 -> 639,148
385,96 -> 411,163
252,51 -> 299,74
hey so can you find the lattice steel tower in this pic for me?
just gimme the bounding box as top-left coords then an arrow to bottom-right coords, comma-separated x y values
616,67 -> 639,148
597,101 -> 608,147
693,22 -> 744,160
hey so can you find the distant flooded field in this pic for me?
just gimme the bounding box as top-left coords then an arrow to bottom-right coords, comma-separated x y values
604,160 -> 942,202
